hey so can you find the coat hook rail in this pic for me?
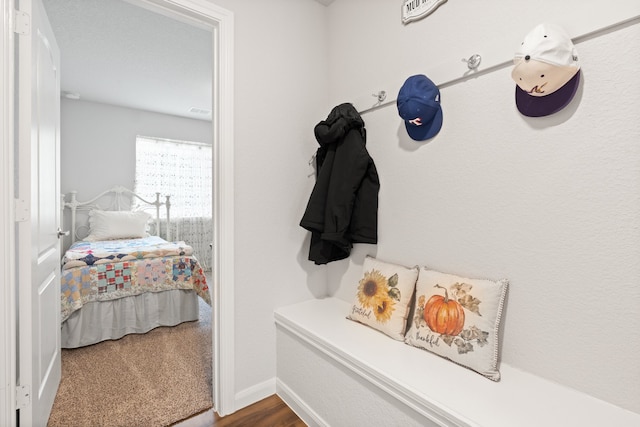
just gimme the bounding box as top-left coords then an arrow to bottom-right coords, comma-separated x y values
353,12 -> 640,116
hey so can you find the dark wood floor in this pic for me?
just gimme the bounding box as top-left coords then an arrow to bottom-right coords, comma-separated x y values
174,394 -> 306,427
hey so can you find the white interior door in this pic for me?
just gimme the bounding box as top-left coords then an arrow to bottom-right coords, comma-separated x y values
16,0 -> 62,424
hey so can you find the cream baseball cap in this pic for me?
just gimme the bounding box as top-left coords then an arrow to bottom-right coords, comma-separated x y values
511,23 -> 581,117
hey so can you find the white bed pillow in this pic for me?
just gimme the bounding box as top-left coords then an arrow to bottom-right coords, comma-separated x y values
85,210 -> 151,241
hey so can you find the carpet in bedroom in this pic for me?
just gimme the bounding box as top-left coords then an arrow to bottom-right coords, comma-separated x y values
47,298 -> 213,427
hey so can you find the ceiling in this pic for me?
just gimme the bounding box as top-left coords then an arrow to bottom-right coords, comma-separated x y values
42,0 -> 213,121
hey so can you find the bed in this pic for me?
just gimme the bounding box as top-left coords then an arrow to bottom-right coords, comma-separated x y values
60,186 -> 211,348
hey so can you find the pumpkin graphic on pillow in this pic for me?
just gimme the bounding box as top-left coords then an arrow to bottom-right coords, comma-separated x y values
414,282 -> 487,352
423,284 -> 465,336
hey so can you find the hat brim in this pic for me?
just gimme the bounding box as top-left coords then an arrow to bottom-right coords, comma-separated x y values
515,70 -> 580,117
404,107 -> 443,141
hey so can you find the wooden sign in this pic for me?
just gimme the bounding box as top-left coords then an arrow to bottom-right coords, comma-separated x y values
402,0 -> 447,24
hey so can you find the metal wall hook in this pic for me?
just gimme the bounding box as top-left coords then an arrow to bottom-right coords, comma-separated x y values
461,54 -> 482,70
371,90 -> 387,103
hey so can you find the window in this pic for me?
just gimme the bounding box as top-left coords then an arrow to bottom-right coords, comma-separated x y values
134,136 -> 212,218
134,135 -> 213,270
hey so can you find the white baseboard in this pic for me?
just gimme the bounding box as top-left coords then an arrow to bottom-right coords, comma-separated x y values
276,378 -> 329,427
234,377 -> 276,411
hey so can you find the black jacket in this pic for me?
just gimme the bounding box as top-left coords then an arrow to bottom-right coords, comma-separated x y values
300,103 -> 380,265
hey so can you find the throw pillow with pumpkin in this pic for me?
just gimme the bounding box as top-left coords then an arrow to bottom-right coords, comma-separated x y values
405,267 -> 508,381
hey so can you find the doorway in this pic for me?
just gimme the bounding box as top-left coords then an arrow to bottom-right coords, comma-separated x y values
3,0 -> 235,422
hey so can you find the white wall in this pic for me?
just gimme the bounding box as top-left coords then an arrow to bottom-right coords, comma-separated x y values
203,0 -> 330,405
60,98 -> 212,198
50,0 -> 640,418
324,0 -> 640,415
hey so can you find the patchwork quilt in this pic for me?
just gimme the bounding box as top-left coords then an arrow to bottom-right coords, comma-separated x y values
61,236 -> 211,322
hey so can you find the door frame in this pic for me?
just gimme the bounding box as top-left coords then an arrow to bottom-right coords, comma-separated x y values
139,0 -> 236,416
0,0 -> 236,422
1,1 -> 17,426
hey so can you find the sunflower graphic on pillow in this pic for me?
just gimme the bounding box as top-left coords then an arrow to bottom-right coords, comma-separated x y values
357,269 -> 401,323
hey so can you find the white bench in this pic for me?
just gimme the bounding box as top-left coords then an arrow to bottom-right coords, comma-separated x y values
275,297 -> 640,427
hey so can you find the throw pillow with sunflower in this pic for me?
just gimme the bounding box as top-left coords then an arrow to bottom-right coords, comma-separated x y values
347,256 -> 419,341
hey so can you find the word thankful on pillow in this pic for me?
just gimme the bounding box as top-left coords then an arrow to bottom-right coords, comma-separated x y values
346,256 -> 419,341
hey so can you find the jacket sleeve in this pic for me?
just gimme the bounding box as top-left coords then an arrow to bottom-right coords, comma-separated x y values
320,129 -> 371,245
299,145 -> 334,233
349,158 -> 379,244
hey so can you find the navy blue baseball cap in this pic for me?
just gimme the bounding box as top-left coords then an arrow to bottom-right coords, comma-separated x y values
397,74 -> 443,141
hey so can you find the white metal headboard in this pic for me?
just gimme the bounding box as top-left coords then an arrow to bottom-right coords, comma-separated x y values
62,186 -> 171,244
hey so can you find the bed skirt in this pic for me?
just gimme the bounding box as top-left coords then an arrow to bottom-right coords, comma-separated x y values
61,289 -> 200,348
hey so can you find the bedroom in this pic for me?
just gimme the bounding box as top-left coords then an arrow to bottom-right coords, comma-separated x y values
49,0 -> 214,258
1,0 -> 639,426
2,0 -> 226,424
48,0 -> 217,422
